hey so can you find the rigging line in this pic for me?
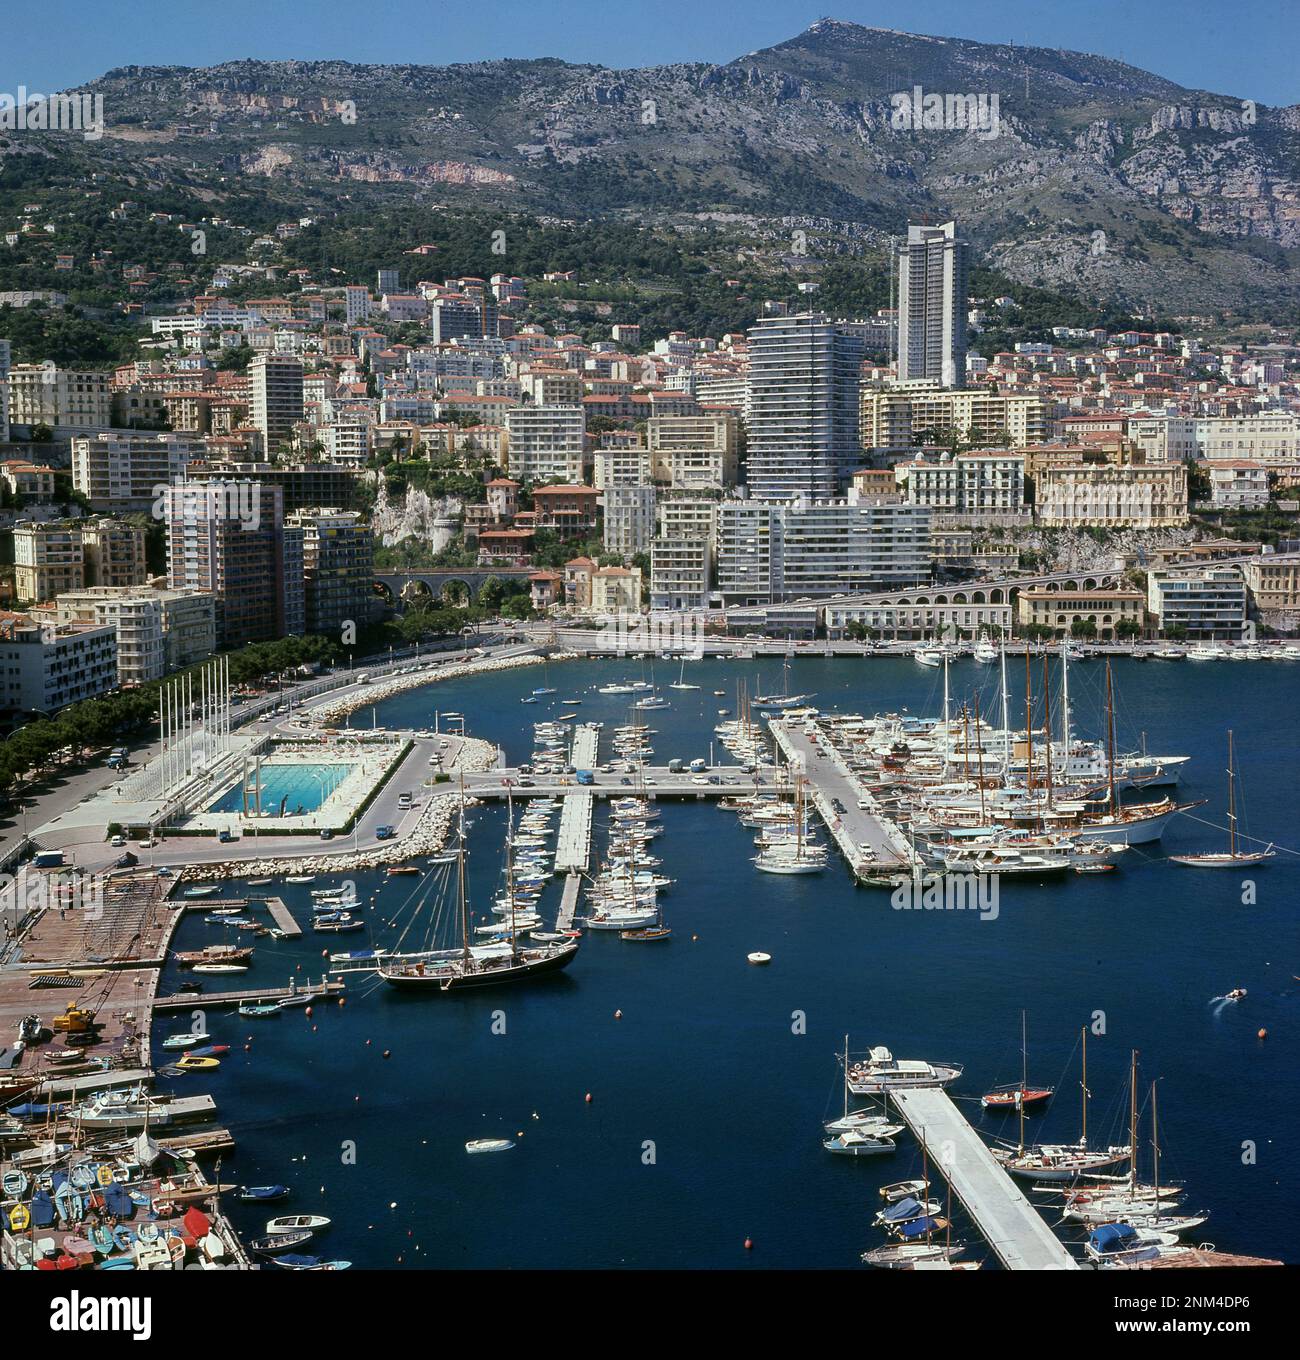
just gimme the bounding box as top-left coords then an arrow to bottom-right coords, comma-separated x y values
1176,809 -> 1294,855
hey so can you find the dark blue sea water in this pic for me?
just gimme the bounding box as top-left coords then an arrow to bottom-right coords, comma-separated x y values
157,656 -> 1300,1268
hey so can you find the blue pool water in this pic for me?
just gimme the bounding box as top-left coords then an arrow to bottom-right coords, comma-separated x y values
207,761 -> 354,816
164,655 -> 1300,1268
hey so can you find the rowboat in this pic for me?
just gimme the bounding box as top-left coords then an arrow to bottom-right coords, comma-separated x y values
249,1230 -> 313,1254
161,1033 -> 208,1050
175,1055 -> 220,1071
238,1003 -> 282,1018
184,885 -> 221,897
285,875 -> 316,884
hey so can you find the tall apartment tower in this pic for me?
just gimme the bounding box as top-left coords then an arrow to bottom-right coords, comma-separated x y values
897,221 -> 969,388
164,481 -> 291,647
744,313 -> 866,501
249,353 -> 304,451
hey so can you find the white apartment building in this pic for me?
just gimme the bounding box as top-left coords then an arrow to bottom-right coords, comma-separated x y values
602,486 -> 656,558
717,494 -> 932,606
650,498 -> 717,612
249,352 -> 304,449
646,414 -> 740,490
1207,460 -> 1270,509
0,613 -> 117,715
897,221 -> 969,388
51,586 -> 217,686
1147,567 -> 1247,639
505,405 -> 586,483
860,386 -> 1049,450
1130,414 -> 1300,465
72,432 -> 207,512
593,445 -> 652,490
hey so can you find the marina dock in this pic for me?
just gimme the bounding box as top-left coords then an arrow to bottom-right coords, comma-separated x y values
154,975 -> 344,1011
769,721 -> 916,879
557,872 -> 582,930
888,1086 -> 1078,1270
184,896 -> 301,938
554,793 -> 594,873
571,723 -> 600,768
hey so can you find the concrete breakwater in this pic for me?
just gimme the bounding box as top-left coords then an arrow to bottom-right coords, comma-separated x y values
306,650 -> 580,726
176,736 -> 498,882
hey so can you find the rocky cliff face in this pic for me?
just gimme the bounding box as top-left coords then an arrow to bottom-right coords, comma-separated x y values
45,23 -> 1300,311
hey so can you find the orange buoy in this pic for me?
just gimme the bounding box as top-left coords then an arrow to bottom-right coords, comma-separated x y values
305,1006 -> 313,1018
744,1238 -> 753,1251
614,1009 -> 622,1020
584,1092 -> 593,1103
1258,1028 -> 1268,1040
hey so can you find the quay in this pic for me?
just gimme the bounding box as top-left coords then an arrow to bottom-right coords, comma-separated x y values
570,723 -> 600,768
467,767 -> 778,800
769,721 -> 916,880
557,872 -> 582,931
554,794 -> 593,873
887,1085 -> 1077,1270
154,974 -> 344,1011
184,895 -> 302,939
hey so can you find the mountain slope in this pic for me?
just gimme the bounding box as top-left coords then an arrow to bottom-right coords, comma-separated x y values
4,20 -> 1299,314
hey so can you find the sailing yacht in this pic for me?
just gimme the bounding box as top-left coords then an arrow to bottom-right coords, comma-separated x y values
379,789 -> 578,991
752,658 -> 813,709
667,658 -> 700,691
753,777 -> 827,873
991,1028 -> 1129,1180
1168,731 -> 1275,868
980,1012 -> 1054,1111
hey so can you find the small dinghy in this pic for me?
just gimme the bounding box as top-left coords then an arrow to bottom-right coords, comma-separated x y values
249,1230 -> 313,1254
238,1184 -> 289,1202
266,1214 -> 330,1234
465,1138 -> 515,1154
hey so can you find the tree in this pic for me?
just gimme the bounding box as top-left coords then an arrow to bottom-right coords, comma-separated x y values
502,595 -> 533,621
1115,617 -> 1143,640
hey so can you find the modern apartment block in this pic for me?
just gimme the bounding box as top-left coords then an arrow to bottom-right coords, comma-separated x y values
650,498 -> 718,612
716,494 -> 932,606
72,432 -> 207,513
860,387 -> 1049,450
289,509 -> 377,637
344,285 -> 372,325
81,519 -> 148,589
5,362 -> 112,436
163,480 -> 292,647
1147,567 -> 1248,639
897,221 -> 969,387
0,611 -> 118,715
51,586 -> 217,686
593,445 -> 652,490
12,523 -> 84,604
249,352 -> 305,450
745,313 -> 865,501
646,414 -> 740,490
504,405 -> 586,483
603,486 -> 656,558
431,295 -> 499,345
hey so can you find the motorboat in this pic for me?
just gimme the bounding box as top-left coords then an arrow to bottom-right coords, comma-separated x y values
465,1138 -> 515,1154
265,1214 -> 331,1234
823,1129 -> 896,1156
846,1047 -> 963,1094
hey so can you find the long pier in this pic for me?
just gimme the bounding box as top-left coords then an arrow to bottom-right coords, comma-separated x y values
154,976 -> 344,1011
887,1086 -> 1078,1270
185,896 -> 301,938
557,873 -> 582,930
769,721 -> 916,880
554,794 -> 593,873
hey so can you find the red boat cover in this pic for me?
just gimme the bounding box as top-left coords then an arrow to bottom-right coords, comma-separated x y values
183,1206 -> 210,1239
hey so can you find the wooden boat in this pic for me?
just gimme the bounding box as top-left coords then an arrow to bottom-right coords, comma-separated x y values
175,1055 -> 220,1071
879,1179 -> 929,1203
176,945 -> 253,968
386,866 -> 421,876
161,1032 -> 209,1049
1168,732 -> 1275,868
249,1230 -> 313,1254
285,875 -> 316,884
266,1214 -> 330,1234
981,1012 -> 1054,1112
621,925 -> 672,941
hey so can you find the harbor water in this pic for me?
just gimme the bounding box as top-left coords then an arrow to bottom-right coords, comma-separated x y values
158,655 -> 1300,1267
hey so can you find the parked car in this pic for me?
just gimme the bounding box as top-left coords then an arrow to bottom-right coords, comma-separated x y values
375,825 -> 395,841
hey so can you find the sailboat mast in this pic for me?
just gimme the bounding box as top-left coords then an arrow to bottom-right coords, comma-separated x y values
843,1034 -> 849,1120
506,788 -> 518,958
1227,729 -> 1237,857
1060,639 -> 1072,753
1151,1080 -> 1160,1206
1081,1025 -> 1088,1144
1129,1049 -> 1138,1193
973,695 -> 986,824
1041,655 -> 1054,808
999,639 -> 1011,782
458,776 -> 469,961
1105,660 -> 1117,816
1024,650 -> 1034,802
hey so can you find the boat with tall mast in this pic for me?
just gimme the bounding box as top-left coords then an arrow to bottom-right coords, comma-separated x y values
379,786 -> 579,991
1168,730 -> 1275,868
991,1027 -> 1129,1180
980,1011 -> 1054,1111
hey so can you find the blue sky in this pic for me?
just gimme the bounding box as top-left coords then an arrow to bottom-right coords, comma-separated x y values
2,0 -> 1296,106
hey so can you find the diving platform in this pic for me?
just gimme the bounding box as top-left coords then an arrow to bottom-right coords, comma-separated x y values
887,1085 -> 1078,1270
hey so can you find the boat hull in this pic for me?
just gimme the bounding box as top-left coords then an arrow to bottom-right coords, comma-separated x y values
381,943 -> 578,991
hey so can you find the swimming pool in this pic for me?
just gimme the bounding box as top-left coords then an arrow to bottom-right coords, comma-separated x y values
207,762 -> 355,816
